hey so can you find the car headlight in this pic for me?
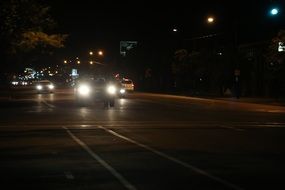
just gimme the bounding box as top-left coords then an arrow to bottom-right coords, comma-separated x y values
36,85 -> 43,90
107,85 -> 117,95
119,88 -> 126,94
48,84 -> 54,89
78,84 -> 91,96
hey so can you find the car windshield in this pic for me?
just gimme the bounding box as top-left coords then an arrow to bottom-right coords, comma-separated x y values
38,81 -> 51,85
94,78 -> 106,85
1,1 -> 285,190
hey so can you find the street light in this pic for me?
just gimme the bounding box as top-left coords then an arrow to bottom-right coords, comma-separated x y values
64,60 -> 67,64
77,60 -> 81,64
98,50 -> 103,56
207,16 -> 214,24
89,51 -> 93,55
89,61 -> 93,65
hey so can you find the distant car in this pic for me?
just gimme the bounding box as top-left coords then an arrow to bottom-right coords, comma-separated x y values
35,80 -> 55,93
121,79 -> 134,91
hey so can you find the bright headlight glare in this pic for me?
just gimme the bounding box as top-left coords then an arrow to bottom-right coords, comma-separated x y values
107,85 -> 116,94
36,85 -> 42,90
78,84 -> 91,96
48,84 -> 54,89
120,89 -> 125,94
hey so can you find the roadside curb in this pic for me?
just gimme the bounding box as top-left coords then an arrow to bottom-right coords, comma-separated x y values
134,92 -> 285,112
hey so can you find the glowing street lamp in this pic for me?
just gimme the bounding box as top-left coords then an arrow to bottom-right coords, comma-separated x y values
77,60 -> 81,64
207,16 -> 214,24
98,50 -> 103,56
89,51 -> 93,55
89,61 -> 93,65
64,60 -> 67,64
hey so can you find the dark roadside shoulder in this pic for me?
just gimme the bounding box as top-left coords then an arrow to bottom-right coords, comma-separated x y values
131,91 -> 285,107
157,91 -> 285,107
214,97 -> 285,107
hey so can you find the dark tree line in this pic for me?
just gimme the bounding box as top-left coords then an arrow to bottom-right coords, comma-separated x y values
0,0 -> 67,72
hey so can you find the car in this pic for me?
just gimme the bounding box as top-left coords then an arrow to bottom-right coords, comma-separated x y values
74,77 -> 118,107
35,80 -> 55,93
113,80 -> 126,98
121,79 -> 134,91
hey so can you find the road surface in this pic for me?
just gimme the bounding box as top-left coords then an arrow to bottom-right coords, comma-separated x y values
0,89 -> 285,190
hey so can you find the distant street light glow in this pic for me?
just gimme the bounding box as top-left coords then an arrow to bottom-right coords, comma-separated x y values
64,60 -> 67,64
77,60 -> 81,64
89,51 -> 93,55
98,50 -> 103,56
207,17 -> 214,23
173,28 -> 178,32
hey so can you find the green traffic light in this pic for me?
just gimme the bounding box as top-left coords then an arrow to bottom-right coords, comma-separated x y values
270,8 -> 279,15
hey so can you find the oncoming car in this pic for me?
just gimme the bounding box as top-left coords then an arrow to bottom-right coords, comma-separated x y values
35,80 -> 55,93
74,78 -> 118,107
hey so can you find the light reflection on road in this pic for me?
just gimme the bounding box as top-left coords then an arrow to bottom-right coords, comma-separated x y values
79,107 -> 90,119
36,93 -> 55,101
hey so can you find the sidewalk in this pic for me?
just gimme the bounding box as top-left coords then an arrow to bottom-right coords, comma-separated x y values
164,91 -> 285,107
185,94 -> 285,107
139,91 -> 285,107
213,97 -> 285,107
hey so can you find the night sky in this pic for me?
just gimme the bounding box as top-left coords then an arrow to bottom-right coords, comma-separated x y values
48,0 -> 284,60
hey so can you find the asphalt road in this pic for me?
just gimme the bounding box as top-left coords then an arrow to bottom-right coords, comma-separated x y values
1,89 -> 285,190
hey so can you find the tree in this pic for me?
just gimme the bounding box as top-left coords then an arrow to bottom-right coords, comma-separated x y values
171,49 -> 192,91
0,0 -> 67,68
267,30 -> 285,67
266,29 -> 285,98
18,31 -> 66,51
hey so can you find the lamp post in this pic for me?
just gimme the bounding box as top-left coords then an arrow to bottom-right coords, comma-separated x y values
88,50 -> 105,66
89,50 -> 104,57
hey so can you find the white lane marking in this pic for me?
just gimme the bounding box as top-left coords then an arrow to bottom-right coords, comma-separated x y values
41,100 -> 55,108
64,171 -> 74,180
96,125 -> 244,190
63,126 -> 137,190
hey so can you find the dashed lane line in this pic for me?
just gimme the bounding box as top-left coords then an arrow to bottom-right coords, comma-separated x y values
64,171 -> 74,180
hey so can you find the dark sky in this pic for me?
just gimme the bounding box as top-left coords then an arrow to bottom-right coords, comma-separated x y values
48,0 -> 284,59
